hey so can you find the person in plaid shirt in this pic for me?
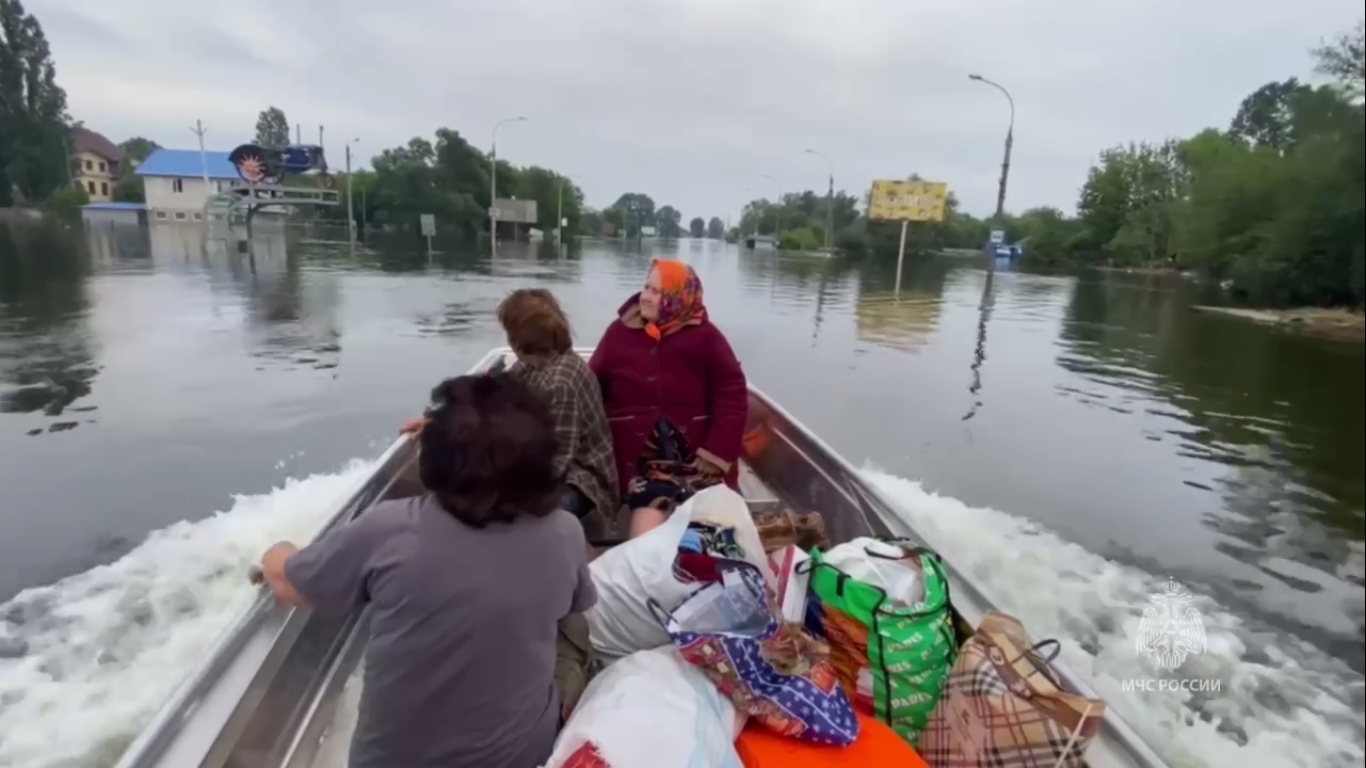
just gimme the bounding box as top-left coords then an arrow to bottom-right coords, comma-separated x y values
494,289 -> 620,538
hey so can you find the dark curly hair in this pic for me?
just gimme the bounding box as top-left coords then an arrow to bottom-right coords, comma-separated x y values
419,374 -> 562,527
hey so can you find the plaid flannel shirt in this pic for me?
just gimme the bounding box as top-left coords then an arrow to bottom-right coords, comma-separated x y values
510,353 -> 620,529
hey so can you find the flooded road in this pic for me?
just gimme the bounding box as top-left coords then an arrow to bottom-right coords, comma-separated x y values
0,220 -> 1362,767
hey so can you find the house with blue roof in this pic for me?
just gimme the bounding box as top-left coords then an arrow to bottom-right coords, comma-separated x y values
136,148 -> 243,222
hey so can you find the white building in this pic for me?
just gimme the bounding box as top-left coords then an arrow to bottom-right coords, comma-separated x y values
136,148 -> 244,222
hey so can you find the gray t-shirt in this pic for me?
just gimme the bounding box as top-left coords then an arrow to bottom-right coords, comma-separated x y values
286,494 -> 596,768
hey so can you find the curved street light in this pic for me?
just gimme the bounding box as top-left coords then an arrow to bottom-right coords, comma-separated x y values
490,116 -> 528,255
969,74 -> 1014,222
967,74 -> 1012,419
803,149 -> 834,251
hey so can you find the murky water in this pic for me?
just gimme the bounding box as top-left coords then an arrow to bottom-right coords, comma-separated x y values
0,219 -> 1362,767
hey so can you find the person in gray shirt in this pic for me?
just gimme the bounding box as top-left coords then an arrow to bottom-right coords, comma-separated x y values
255,374 -> 597,768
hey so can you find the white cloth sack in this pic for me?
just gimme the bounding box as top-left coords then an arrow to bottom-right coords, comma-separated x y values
586,485 -> 773,661
541,647 -> 744,768
822,536 -> 926,608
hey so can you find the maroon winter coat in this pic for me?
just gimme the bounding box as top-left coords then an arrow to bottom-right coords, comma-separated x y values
589,294 -> 748,495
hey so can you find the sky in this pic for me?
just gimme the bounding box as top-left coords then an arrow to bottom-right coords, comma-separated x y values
29,0 -> 1361,221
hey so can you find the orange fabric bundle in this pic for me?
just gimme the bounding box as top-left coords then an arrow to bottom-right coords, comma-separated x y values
735,711 -> 929,768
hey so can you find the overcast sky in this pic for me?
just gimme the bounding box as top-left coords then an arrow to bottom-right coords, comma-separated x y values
31,0 -> 1360,220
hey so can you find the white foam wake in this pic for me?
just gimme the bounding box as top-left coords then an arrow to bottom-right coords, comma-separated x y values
861,469 -> 1365,768
0,460 -> 376,768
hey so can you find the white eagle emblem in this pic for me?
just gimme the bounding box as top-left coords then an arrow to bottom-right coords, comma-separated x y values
1136,579 -> 1207,671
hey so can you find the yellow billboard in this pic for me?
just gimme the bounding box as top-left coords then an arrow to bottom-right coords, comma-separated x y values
868,180 -> 948,222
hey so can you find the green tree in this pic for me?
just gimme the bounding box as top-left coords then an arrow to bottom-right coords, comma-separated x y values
1230,79 -> 1303,152
1312,19 -> 1364,100
118,136 -> 160,165
517,166 -> 583,234
254,107 -> 290,147
582,208 -> 603,235
1014,207 -> 1082,269
688,216 -> 705,238
655,205 -> 683,238
45,184 -> 86,216
609,193 -> 655,237
707,216 -> 725,239
108,136 -> 160,203
0,0 -> 71,205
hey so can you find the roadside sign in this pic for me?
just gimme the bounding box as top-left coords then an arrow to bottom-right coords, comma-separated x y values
488,207 -> 502,218
420,213 -> 436,255
867,180 -> 948,222
989,228 -> 1005,245
561,217 -> 568,227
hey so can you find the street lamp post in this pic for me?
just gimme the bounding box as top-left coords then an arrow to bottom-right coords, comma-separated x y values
804,149 -> 834,252
761,174 -> 783,247
969,74 -> 1014,223
345,138 -> 359,247
490,116 -> 528,256
556,174 -> 579,246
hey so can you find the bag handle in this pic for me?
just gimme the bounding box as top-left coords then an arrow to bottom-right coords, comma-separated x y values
1005,639 -> 1065,685
804,543 -> 952,619
1052,702 -> 1098,768
646,597 -> 674,628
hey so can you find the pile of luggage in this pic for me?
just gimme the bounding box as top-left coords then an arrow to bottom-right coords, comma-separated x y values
543,486 -> 1104,768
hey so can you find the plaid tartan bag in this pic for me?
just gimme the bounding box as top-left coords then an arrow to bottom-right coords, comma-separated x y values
920,611 -> 1104,768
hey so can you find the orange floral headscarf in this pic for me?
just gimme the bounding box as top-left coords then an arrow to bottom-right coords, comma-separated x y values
645,259 -> 706,341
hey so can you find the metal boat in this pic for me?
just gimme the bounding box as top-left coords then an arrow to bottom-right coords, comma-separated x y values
115,348 -> 1171,768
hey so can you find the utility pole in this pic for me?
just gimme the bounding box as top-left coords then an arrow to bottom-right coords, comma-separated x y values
190,120 -> 209,186
318,125 -> 324,151
295,124 -> 301,144
490,116 -> 528,257
556,177 -> 564,245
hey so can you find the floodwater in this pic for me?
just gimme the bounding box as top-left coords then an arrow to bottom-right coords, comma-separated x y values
0,219 -> 1362,768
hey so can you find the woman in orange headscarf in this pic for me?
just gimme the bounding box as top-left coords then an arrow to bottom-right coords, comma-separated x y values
589,259 -> 748,518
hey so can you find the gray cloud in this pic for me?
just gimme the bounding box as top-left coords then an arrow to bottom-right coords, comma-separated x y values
31,0 -> 1360,220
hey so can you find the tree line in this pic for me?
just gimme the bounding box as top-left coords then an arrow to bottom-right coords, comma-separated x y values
577,192 -> 724,240
731,184 -> 994,256
737,21 -> 1362,310
1007,21 -> 1363,309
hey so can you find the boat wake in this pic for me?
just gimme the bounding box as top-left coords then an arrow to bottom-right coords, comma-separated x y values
1,461 -> 1361,768
861,469 -> 1365,768
0,460 -> 376,768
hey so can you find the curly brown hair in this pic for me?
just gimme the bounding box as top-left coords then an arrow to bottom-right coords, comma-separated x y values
497,288 -> 572,356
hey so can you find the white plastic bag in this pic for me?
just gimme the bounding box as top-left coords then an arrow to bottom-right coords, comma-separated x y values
767,544 -> 812,622
586,485 -> 772,661
541,647 -> 744,768
822,537 -> 925,608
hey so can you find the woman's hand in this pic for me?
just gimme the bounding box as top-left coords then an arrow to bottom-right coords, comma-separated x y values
399,417 -> 429,437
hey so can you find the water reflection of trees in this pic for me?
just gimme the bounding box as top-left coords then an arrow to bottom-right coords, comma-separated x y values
0,223 -> 99,428
1059,270 -> 1365,548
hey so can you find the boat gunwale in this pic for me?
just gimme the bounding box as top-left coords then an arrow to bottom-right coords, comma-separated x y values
742,377 -> 1170,768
